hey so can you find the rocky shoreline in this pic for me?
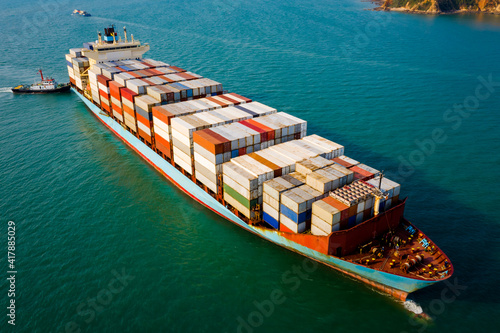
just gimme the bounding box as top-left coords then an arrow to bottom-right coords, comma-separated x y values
372,0 -> 500,15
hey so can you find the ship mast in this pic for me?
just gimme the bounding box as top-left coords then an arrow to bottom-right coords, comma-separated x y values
373,171 -> 386,216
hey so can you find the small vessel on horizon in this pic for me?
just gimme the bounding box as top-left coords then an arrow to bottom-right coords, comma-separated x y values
12,69 -> 70,94
72,9 -> 91,17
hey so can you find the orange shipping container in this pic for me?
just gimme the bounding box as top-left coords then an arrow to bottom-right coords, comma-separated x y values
193,129 -> 225,155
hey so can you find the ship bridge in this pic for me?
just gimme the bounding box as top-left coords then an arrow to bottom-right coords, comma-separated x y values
82,26 -> 149,65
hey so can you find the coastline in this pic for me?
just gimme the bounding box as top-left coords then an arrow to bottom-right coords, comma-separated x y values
370,0 -> 500,15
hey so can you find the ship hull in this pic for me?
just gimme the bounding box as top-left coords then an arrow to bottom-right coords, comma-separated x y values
12,84 -> 71,94
72,88 -> 440,300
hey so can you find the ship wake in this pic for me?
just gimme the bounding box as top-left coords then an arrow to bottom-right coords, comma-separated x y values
404,299 -> 423,315
0,87 -> 13,93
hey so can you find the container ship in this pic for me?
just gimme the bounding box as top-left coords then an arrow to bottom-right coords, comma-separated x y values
65,26 -> 453,301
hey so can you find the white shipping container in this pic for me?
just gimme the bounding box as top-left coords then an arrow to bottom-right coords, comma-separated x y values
196,170 -> 218,193
222,162 -> 259,191
312,200 -> 341,225
224,174 -> 259,200
137,121 -> 151,136
154,125 -> 170,142
231,155 -> 274,186
112,110 -> 123,122
224,193 -> 254,219
311,223 -> 330,236
263,202 -> 280,221
194,143 -> 224,165
280,214 -> 306,233
303,134 -> 344,158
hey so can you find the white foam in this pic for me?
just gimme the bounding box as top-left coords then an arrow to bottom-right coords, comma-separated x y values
404,300 -> 423,315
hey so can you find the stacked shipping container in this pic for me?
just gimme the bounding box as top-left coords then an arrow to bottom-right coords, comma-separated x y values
67,48 -> 403,236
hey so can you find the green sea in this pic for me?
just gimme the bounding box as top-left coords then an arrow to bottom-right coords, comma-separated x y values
1,0 -> 499,332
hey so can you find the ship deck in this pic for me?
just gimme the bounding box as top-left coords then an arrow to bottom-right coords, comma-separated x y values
341,220 -> 453,282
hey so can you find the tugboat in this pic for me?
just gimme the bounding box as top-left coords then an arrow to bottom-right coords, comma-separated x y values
12,69 -> 70,94
72,9 -> 91,17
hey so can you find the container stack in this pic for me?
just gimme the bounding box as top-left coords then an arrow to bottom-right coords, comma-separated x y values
194,112 -> 306,193
65,54 -> 76,86
302,134 -> 345,159
311,196 -> 349,236
332,155 -> 360,168
330,181 -> 377,228
349,163 -> 381,182
366,176 -> 401,211
262,174 -> 305,229
279,184 -> 324,233
295,156 -> 334,175
222,161 -> 260,219
72,57 -> 90,90
97,75 -> 111,112
135,95 -> 160,145
109,80 -> 125,122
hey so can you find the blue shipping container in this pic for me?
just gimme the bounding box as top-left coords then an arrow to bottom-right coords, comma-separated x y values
262,212 -> 279,229
234,105 -> 258,117
280,204 -> 309,224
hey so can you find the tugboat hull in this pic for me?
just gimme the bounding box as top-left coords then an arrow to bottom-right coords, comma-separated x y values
12,84 -> 71,94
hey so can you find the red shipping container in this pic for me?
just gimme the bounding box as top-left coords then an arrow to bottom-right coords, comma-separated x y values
120,87 -> 138,102
350,166 -> 374,181
69,77 -> 76,85
228,93 -> 252,103
109,81 -> 124,100
217,95 -> 240,105
238,147 -> 246,156
339,219 -> 349,230
97,74 -> 111,86
169,66 -> 186,73
239,120 -> 266,142
205,129 -> 231,153
148,68 -> 164,76
101,102 -> 110,112
206,96 -> 226,107
333,157 -> 353,168
175,72 -> 195,80
140,61 -> 155,68
246,119 -> 274,141
323,196 -> 349,221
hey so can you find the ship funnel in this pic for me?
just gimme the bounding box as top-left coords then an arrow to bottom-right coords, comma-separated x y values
123,26 -> 128,43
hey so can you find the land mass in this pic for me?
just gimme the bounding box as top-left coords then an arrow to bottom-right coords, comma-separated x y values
374,0 -> 500,14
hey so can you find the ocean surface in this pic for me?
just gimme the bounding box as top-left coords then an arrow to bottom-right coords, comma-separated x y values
1,0 -> 499,332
